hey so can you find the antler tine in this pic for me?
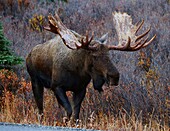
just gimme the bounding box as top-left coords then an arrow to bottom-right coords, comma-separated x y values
135,20 -> 144,34
135,20 -> 140,26
132,38 -> 144,48
48,14 -> 57,26
88,31 -> 94,43
135,21 -> 139,26
134,36 -> 149,50
135,26 -> 151,42
44,14 -> 60,34
54,12 -> 68,29
54,12 -> 61,22
78,31 -> 94,49
85,31 -> 89,45
123,37 -> 131,49
141,34 -> 156,48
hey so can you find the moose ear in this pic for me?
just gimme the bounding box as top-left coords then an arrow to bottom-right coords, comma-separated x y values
99,33 -> 108,44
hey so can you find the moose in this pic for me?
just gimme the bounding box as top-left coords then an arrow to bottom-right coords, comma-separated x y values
26,12 -> 156,122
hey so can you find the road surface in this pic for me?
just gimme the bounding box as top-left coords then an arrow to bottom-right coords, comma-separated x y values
0,122 -> 100,131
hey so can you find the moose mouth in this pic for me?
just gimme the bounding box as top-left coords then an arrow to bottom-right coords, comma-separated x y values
93,74 -> 119,93
106,74 -> 119,86
96,78 -> 119,93
101,81 -> 118,92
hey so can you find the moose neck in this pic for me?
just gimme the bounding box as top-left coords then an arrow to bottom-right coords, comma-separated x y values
64,48 -> 92,76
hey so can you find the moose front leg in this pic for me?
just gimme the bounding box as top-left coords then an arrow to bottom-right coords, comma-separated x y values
31,79 -> 44,124
31,80 -> 44,115
73,89 -> 86,120
53,87 -> 72,119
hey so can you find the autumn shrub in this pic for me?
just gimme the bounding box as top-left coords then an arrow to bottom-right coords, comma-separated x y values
0,69 -> 33,122
0,69 -> 20,93
29,14 -> 45,32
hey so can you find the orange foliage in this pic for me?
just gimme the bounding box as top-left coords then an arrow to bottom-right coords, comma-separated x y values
0,69 -> 19,93
18,0 -> 30,11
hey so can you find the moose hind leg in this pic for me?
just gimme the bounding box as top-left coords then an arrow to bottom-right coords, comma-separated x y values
31,79 -> 44,115
53,87 -> 72,119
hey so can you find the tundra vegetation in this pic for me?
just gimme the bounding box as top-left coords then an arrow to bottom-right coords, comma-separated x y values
0,0 -> 169,130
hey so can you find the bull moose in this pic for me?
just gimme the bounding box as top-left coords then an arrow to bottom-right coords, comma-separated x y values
26,12 -> 156,121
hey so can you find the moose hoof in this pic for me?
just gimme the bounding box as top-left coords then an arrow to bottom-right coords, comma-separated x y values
63,117 -> 69,124
75,119 -> 81,128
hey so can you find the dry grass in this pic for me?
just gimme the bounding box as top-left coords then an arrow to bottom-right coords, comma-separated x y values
0,69 -> 169,131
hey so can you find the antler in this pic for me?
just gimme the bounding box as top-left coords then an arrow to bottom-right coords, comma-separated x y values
108,12 -> 156,51
77,31 -> 94,49
44,13 -> 93,50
